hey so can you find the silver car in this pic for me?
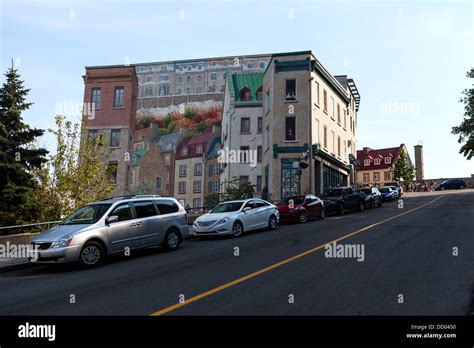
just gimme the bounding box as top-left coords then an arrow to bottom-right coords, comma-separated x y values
28,196 -> 189,268
192,199 -> 280,238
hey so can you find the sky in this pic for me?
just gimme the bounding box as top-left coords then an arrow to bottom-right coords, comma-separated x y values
1,0 -> 473,178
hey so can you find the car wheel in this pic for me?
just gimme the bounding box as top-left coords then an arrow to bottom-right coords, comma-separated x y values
461,185 -> 466,189
441,186 -> 446,191
337,204 -> 344,216
358,201 -> 364,212
319,208 -> 326,219
79,241 -> 105,268
268,215 -> 277,230
370,199 -> 376,209
299,211 -> 308,223
378,199 -> 383,207
232,221 -> 243,237
163,229 -> 180,251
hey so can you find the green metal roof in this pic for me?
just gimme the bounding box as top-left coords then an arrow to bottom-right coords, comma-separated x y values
227,72 -> 263,104
132,149 -> 147,166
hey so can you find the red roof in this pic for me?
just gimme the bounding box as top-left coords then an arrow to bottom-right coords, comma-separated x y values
175,128 -> 214,159
357,144 -> 404,170
134,127 -> 150,141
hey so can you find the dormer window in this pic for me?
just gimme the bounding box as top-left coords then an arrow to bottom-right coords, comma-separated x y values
182,146 -> 188,156
374,158 -> 381,165
256,86 -> 263,101
364,159 -> 370,166
196,144 -> 203,154
166,141 -> 172,150
239,87 -> 251,101
385,157 -> 392,164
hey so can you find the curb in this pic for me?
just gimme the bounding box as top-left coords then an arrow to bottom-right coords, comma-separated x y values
0,261 -> 40,273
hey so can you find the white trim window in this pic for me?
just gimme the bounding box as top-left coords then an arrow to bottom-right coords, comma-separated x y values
364,159 -> 370,166
384,157 -> 392,164
374,158 -> 381,165
179,165 -> 187,177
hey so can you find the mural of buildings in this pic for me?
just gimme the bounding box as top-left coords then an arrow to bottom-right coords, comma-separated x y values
204,135 -> 222,204
221,72 -> 264,193
356,144 -> 410,187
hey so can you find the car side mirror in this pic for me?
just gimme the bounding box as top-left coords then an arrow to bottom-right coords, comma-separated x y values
107,215 -> 119,224
243,207 -> 251,212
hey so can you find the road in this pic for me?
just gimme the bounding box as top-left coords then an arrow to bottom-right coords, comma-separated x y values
0,190 -> 473,315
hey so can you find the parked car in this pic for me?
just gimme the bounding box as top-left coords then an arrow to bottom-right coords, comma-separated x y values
320,187 -> 366,215
435,179 -> 467,191
356,187 -> 383,208
379,187 -> 398,201
28,196 -> 189,268
384,182 -> 403,196
277,194 -> 325,223
192,199 -> 279,238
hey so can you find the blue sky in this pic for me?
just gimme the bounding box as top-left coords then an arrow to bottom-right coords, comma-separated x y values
1,0 -> 473,178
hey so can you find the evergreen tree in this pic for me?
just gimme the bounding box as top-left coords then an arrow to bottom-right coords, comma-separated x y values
452,69 -> 474,159
0,62 -> 48,226
393,148 -> 415,183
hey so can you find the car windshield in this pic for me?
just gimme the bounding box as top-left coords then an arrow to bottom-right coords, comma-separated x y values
281,197 -> 305,205
321,188 -> 343,197
60,204 -> 111,225
379,188 -> 391,193
210,202 -> 244,213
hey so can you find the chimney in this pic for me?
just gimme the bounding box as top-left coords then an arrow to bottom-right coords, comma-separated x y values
414,145 -> 424,181
362,147 -> 372,155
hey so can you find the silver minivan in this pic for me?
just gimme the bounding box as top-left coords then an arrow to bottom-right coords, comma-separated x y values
28,196 -> 189,268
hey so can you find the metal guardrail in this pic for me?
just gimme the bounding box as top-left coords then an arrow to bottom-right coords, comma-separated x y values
0,221 -> 62,236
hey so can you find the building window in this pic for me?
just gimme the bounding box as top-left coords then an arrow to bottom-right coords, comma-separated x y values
331,130 -> 335,155
182,146 -> 188,156
285,117 -> 296,141
281,158 -> 300,197
164,154 -> 170,166
210,72 -> 217,81
363,173 -> 369,182
364,159 -> 370,166
156,176 -> 162,189
185,87 -> 191,94
91,88 -> 101,109
239,87 -> 251,101
266,89 -> 271,113
177,76 -> 183,84
186,76 -> 191,83
196,87 -> 202,94
265,125 -> 270,149
314,119 -> 320,145
88,130 -> 98,143
110,129 -> 121,147
240,118 -> 250,133
323,126 -> 328,149
196,144 -> 203,154
208,180 -> 220,193
315,82 -> 320,106
384,171 -> 391,180
108,163 -> 118,184
344,109 -> 347,129
193,180 -> 202,193
257,146 -> 262,163
197,75 -> 202,82
337,136 -> 341,157
337,104 -> 341,124
330,97 -> 335,119
384,157 -> 392,164
256,176 -> 262,192
159,85 -> 170,96
285,79 -> 297,101
323,90 -> 328,113
257,117 -> 262,133
239,176 -> 249,188
176,88 -> 182,95
240,146 -> 249,163
179,165 -> 187,177
113,87 -> 124,108
194,163 -> 202,176
178,181 -> 186,194
159,76 -> 169,82
193,198 -> 201,208
256,86 -> 263,101
373,172 -> 380,181
374,158 -> 381,165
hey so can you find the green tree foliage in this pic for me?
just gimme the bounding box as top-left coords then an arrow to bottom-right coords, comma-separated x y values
452,69 -> 474,159
0,64 -> 48,226
35,115 -> 115,221
393,148 -> 415,183
219,177 -> 256,201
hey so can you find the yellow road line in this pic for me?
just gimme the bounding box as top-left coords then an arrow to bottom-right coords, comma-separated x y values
150,195 -> 444,316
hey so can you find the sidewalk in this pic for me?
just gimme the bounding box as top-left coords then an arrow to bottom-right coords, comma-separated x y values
0,232 -> 38,272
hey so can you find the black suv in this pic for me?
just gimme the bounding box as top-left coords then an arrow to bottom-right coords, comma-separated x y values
384,182 -> 403,197
321,187 -> 366,215
356,187 -> 383,208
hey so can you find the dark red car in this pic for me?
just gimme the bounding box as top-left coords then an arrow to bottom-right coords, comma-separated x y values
277,194 -> 325,223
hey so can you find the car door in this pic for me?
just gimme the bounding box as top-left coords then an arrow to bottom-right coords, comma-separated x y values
253,200 -> 271,228
344,188 -> 357,208
241,200 -> 258,231
107,203 -> 142,253
303,195 -> 316,218
130,200 -> 160,247
154,199 -> 182,245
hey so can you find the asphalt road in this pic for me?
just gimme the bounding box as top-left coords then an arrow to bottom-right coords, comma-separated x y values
0,190 -> 473,315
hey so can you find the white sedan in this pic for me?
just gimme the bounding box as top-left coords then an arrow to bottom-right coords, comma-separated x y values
192,199 -> 280,238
